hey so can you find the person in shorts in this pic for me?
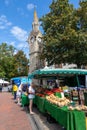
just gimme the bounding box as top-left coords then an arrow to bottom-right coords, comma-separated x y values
17,84 -> 23,105
28,82 -> 35,114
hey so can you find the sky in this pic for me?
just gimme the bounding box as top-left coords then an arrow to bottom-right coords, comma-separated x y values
0,0 -> 79,59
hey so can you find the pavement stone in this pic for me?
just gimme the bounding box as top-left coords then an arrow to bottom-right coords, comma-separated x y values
30,106 -> 62,130
0,92 -> 63,130
0,92 -> 32,130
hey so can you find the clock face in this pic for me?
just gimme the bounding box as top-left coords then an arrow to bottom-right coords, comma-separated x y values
37,37 -> 41,42
30,36 -> 35,43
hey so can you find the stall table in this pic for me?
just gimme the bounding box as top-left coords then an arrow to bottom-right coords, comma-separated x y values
44,100 -> 86,130
21,94 -> 45,113
35,95 -> 46,113
21,94 -> 86,130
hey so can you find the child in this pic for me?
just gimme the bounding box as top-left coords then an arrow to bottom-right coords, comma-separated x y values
17,84 -> 23,105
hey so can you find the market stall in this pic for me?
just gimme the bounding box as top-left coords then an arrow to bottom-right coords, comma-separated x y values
28,68 -> 87,104
27,68 -> 87,130
0,79 -> 9,85
28,68 -> 87,89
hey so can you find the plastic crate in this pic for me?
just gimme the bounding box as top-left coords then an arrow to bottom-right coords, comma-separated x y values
21,94 -> 29,107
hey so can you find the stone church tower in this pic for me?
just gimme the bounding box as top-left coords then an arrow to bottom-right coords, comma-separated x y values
27,9 -> 43,74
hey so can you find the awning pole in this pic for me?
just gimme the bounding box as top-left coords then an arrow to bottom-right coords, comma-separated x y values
76,75 -> 81,104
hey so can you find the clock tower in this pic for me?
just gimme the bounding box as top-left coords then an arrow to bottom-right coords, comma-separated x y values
27,9 -> 43,73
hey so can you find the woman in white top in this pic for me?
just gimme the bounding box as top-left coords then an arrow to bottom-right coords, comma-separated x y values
28,82 -> 35,114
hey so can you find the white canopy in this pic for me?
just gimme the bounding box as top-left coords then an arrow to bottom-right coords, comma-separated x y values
0,79 -> 9,84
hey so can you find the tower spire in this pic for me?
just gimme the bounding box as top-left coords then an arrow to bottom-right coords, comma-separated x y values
32,7 -> 39,32
34,7 -> 38,23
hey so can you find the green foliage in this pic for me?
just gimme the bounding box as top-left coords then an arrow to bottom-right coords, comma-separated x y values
14,50 -> 29,77
40,0 -> 87,68
0,66 -> 6,78
0,43 -> 29,80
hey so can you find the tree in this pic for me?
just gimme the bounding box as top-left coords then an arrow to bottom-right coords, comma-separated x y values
14,50 -> 29,77
0,43 -> 29,80
71,0 -> 87,68
40,0 -> 87,68
0,66 -> 6,78
78,0 -> 87,30
0,43 -> 16,80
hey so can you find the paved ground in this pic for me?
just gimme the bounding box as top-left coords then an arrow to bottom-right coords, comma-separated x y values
31,106 -> 63,130
0,92 -> 32,130
0,92 -> 63,130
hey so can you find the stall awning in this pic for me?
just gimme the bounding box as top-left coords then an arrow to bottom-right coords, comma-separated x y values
0,79 -> 9,84
28,68 -> 87,78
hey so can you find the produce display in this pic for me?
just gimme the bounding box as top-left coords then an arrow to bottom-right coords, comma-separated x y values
51,88 -> 63,93
36,87 -> 63,96
36,93 -> 45,97
35,86 -> 87,112
46,93 -> 87,112
46,94 -> 70,107
68,105 -> 87,111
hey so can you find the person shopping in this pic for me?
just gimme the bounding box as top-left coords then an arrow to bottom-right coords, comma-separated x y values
28,82 -> 35,114
12,82 -> 18,100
